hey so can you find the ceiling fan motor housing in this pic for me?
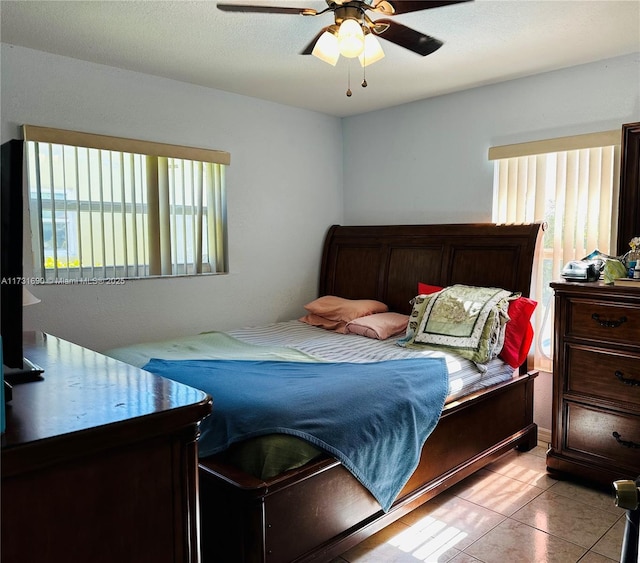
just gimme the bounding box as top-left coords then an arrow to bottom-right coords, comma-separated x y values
333,5 -> 366,26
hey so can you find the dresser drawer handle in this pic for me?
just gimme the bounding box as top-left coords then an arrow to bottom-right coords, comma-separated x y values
615,370 -> 640,387
613,432 -> 640,449
591,313 -> 627,328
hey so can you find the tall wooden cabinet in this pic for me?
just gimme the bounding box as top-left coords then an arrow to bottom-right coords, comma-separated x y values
1,332 -> 212,563
547,281 -> 640,486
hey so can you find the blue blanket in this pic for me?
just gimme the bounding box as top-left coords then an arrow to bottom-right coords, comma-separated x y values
143,358 -> 448,511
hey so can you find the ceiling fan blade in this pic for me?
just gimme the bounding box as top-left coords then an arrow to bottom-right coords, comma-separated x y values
301,27 -> 331,55
372,0 -> 471,15
217,3 -> 317,15
373,19 -> 443,56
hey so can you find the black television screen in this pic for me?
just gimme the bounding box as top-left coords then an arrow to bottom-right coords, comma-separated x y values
1,139 -> 43,383
1,139 -> 24,368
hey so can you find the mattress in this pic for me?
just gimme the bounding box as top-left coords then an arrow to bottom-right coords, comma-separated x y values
106,320 -> 516,479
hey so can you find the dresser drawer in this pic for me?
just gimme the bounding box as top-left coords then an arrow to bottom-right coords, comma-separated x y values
567,345 -> 640,409
565,402 -> 640,472
567,299 -> 640,346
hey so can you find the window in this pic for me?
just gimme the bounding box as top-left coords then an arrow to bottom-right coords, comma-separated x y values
490,130 -> 621,371
24,125 -> 230,281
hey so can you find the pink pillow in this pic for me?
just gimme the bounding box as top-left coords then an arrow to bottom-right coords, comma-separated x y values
499,296 -> 537,368
304,295 -> 388,323
346,312 -> 410,340
299,313 -> 348,333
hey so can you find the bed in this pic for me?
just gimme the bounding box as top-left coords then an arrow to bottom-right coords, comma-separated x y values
107,222 -> 543,563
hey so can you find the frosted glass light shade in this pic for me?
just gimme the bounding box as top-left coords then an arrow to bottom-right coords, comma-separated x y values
359,33 -> 385,67
337,19 -> 365,58
22,287 -> 41,306
312,30 -> 340,66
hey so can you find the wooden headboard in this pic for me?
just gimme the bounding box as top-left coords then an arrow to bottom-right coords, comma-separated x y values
320,223 -> 543,315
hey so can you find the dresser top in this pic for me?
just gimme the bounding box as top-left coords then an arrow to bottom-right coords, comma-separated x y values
550,280 -> 640,298
2,332 -> 211,453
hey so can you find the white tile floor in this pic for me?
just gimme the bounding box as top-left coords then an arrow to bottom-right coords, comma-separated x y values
334,446 -> 629,563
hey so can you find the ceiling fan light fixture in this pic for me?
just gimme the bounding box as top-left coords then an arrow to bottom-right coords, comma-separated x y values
312,29 -> 340,66
359,32 -> 385,67
337,18 -> 365,58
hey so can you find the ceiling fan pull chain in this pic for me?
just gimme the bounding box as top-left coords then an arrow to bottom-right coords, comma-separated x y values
362,45 -> 368,88
346,61 -> 353,97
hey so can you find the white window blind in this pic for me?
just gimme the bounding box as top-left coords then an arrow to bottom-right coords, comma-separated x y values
490,130 -> 621,371
23,126 -> 230,281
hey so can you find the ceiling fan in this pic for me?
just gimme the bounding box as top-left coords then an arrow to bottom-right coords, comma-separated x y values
217,1 -> 471,66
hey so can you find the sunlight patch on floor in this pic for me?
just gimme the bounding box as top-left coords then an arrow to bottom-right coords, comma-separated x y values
386,515 -> 467,561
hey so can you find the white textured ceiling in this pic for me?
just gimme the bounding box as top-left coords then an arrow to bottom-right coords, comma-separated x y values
1,0 -> 639,117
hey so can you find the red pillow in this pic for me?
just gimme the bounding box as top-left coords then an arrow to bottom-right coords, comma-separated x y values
417,282 -> 537,368
417,282 -> 443,295
499,296 -> 537,368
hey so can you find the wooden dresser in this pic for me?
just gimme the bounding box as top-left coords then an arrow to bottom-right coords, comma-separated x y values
547,281 -> 640,486
1,332 -> 212,563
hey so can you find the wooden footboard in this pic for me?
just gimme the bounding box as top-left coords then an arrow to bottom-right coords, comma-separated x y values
199,370 -> 537,563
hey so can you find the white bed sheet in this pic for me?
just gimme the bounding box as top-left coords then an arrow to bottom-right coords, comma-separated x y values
227,320 -> 516,403
107,320 -> 516,404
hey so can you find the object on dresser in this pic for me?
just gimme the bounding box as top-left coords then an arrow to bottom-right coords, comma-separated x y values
578,248 -> 630,284
561,259 -> 602,282
623,236 -> 640,277
605,259 -> 631,284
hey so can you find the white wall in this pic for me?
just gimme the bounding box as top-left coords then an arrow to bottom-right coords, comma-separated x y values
1,44 -> 344,351
342,53 -> 640,225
